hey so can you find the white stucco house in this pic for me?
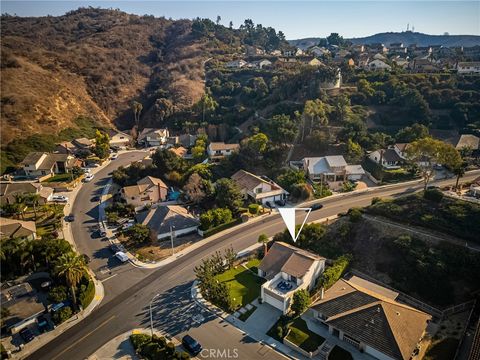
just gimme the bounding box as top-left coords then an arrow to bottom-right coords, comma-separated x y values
367,59 -> 391,71
258,242 -> 325,314
456,62 -> 480,74
231,170 -> 288,206
226,59 -> 247,69
207,142 -> 240,161
137,128 -> 170,147
302,156 -> 365,183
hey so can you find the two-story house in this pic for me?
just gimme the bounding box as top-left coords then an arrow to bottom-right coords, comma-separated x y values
121,176 -> 168,210
21,152 -> 78,179
368,148 -> 404,169
207,142 -> 240,161
0,182 -> 54,205
109,130 -> 132,149
0,217 -> 37,241
258,242 -> 325,314
138,128 -> 170,147
231,170 -> 288,206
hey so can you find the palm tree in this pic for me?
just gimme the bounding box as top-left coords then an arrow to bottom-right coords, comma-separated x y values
258,234 -> 269,256
13,194 -> 26,220
55,253 -> 87,310
25,193 -> 40,221
132,101 -> 143,129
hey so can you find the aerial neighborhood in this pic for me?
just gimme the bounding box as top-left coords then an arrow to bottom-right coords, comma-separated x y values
1,4 -> 480,360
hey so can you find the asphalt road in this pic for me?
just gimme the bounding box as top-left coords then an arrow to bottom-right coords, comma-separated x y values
26,158 -> 480,360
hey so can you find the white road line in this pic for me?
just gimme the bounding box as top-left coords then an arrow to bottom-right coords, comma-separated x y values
101,273 -> 118,282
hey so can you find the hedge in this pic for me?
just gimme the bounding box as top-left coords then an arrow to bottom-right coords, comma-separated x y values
79,277 -> 95,309
130,334 -> 190,360
202,218 -> 243,238
319,255 -> 352,290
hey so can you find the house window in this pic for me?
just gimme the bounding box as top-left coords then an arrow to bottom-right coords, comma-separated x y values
255,188 -> 262,194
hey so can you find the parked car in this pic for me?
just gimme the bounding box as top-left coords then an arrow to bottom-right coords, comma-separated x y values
84,173 -> 95,182
115,251 -> 129,263
37,315 -> 51,333
275,199 -> 286,207
110,153 -> 118,160
52,195 -> 68,203
19,328 -> 35,343
65,214 -> 75,222
91,195 -> 101,202
81,167 -> 91,174
87,163 -> 100,168
311,203 -> 324,211
182,335 -> 202,356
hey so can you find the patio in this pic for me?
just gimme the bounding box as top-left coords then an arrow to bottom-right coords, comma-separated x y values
267,277 -> 298,295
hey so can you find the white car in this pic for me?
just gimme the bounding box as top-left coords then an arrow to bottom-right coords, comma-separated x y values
115,251 -> 129,263
52,195 -> 68,203
111,153 -> 118,160
84,173 -> 95,182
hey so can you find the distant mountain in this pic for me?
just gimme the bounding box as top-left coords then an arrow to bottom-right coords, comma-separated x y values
289,32 -> 480,50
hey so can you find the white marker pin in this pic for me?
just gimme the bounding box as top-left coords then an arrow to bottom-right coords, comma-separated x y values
278,207 -> 312,242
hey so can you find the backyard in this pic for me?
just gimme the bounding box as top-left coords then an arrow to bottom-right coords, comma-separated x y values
214,258 -> 265,308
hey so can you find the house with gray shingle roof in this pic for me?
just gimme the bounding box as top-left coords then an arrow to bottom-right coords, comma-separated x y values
308,275 -> 431,360
258,242 -> 325,314
231,170 -> 288,206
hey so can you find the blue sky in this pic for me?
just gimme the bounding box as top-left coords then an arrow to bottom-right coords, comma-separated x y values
1,1 -> 479,39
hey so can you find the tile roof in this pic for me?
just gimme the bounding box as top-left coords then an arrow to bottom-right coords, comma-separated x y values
137,176 -> 168,189
232,170 -> 280,192
455,134 -> 480,150
259,242 -> 324,279
135,205 -> 199,235
169,146 -> 188,157
311,278 -> 431,360
208,142 -> 240,151
0,217 -> 37,239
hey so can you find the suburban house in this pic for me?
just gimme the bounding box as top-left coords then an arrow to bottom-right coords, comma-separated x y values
138,128 -> 170,147
135,205 -> 199,240
72,137 -> 94,150
121,176 -> 168,210
308,46 -> 330,57
0,217 -> 37,240
412,58 -> 440,73
55,141 -> 78,155
1,283 -> 45,334
457,61 -> 480,74
0,182 -> 54,205
169,146 -> 189,158
207,142 -> 240,161
21,152 -> 78,178
226,59 -> 247,69
307,58 -> 325,67
302,156 -> 365,185
178,134 -> 198,148
308,275 -> 431,360
251,59 -> 272,69
367,59 -> 392,71
231,170 -> 288,206
455,134 -> 480,153
368,148 -> 404,169
109,130 -> 132,148
258,242 -> 325,314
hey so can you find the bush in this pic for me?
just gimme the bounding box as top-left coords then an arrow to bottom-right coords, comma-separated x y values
180,351 -> 190,360
130,334 -> 152,350
202,218 -> 242,237
166,342 -> 175,356
291,289 -> 311,316
371,197 -> 382,205
49,285 -> 68,303
200,208 -> 233,230
348,207 -> 362,222
290,183 -> 312,200
320,255 -> 352,290
424,189 -> 444,202
248,204 -> 259,215
52,306 -> 72,325
78,278 -> 95,309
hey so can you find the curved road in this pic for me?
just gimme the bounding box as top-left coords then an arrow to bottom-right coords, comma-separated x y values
26,155 -> 480,360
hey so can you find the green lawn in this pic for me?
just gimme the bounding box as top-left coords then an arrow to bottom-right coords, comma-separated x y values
285,318 -> 325,353
328,345 -> 353,360
215,259 -> 265,309
44,173 -> 76,183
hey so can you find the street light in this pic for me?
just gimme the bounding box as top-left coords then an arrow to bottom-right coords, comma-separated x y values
149,293 -> 161,337
170,226 -> 176,256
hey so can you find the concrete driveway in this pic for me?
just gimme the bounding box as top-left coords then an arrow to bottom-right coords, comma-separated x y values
244,301 -> 282,334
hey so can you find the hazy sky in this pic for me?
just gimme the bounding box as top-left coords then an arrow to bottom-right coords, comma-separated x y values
1,1 -> 479,39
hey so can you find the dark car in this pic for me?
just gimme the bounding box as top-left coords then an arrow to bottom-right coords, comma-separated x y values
311,203 -> 324,211
37,315 -> 51,333
19,328 -> 35,343
65,214 -> 75,222
275,199 -> 286,207
182,335 -> 202,355
91,195 -> 101,202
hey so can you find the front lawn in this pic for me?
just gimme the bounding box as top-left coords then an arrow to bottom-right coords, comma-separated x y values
215,260 -> 265,309
328,345 -> 353,360
44,173 -> 77,183
285,318 -> 325,353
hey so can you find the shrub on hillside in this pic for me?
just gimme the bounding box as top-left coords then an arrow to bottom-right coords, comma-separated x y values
52,306 -> 72,325
424,189 -> 444,202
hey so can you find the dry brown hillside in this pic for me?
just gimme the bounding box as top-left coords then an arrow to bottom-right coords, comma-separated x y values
0,8 -> 210,144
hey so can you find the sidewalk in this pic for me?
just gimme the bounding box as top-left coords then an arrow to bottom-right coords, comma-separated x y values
87,328 -> 193,360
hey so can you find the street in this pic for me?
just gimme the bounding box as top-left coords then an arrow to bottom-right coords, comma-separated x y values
26,154 -> 480,360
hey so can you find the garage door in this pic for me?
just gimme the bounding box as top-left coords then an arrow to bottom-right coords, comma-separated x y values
263,293 -> 284,312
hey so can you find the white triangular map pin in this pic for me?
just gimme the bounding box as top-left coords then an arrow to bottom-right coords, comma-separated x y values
278,207 -> 312,242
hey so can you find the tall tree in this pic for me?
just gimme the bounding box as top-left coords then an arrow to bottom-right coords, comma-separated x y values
132,101 -> 143,129
406,138 -> 462,190
55,253 -> 87,310
93,130 -> 110,160
214,178 -> 243,213
301,99 -> 328,140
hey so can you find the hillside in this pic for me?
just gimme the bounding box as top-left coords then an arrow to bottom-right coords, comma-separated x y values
290,31 -> 480,49
0,8 -> 231,145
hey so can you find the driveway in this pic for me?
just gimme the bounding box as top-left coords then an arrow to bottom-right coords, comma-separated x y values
244,301 -> 282,334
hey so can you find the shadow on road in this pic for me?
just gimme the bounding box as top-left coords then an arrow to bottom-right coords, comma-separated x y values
139,282 -> 215,337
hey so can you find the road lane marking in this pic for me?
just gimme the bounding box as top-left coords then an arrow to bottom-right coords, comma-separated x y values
52,314 -> 116,360
101,273 -> 118,282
